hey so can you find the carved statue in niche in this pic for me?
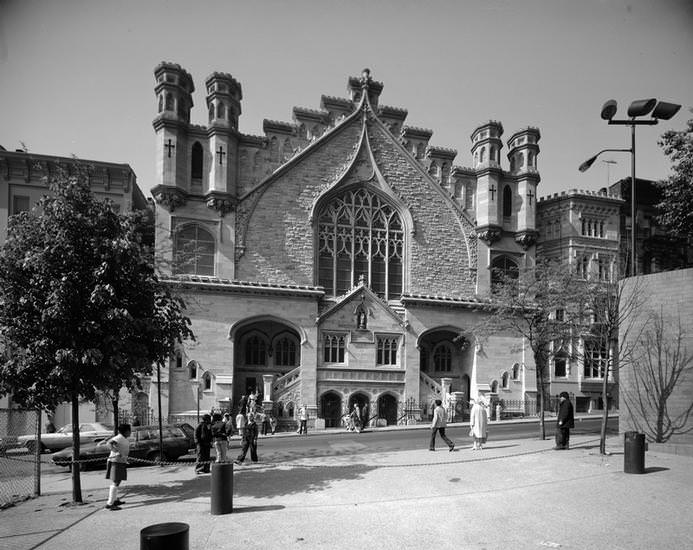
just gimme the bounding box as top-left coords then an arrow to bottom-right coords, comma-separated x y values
354,293 -> 368,330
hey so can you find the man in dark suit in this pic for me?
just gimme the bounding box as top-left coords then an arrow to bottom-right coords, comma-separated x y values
554,392 -> 574,450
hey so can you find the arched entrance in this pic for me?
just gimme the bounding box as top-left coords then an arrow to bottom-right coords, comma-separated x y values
377,394 -> 398,426
417,326 -> 473,395
231,318 -> 302,408
321,392 -> 342,428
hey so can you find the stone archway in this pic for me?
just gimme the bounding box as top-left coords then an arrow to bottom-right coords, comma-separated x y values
320,392 -> 342,428
377,394 -> 398,426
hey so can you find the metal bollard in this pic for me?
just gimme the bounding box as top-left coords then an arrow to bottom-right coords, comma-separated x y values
140,522 -> 189,550
624,431 -> 646,474
210,461 -> 234,515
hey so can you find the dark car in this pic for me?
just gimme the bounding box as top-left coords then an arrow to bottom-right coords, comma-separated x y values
51,423 -> 195,469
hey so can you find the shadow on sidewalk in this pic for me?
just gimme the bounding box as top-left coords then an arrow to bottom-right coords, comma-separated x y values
121,462 -> 377,506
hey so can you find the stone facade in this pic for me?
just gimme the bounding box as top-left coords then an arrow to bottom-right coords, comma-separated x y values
151,64 -> 542,427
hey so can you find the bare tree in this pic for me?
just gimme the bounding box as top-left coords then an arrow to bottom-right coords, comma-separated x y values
477,259 -> 579,440
579,275 -> 646,454
622,308 -> 693,443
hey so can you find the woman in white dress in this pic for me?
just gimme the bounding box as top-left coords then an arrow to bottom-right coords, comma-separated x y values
469,397 -> 488,450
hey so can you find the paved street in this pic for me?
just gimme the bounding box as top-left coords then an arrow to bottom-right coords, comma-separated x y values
1,420 -> 691,550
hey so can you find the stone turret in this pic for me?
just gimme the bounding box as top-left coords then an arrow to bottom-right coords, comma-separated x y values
401,126 -> 433,161
507,127 -> 541,246
426,146 -> 457,187
204,73 -> 242,198
471,121 -> 504,233
205,72 -> 242,130
152,62 -> 195,200
348,68 -> 383,108
378,105 -> 408,136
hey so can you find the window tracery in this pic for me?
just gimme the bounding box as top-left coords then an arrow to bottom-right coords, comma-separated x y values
318,188 -> 404,299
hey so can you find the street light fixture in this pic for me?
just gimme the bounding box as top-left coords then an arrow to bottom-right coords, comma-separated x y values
579,98 -> 681,276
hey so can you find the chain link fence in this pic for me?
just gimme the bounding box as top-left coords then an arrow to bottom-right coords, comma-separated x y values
0,408 -> 39,508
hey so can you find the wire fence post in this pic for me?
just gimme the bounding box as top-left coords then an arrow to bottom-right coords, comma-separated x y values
33,408 -> 41,497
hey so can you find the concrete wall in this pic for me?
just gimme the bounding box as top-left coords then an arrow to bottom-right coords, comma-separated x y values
620,268 -> 693,445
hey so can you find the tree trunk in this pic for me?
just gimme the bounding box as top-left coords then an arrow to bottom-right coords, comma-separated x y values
538,378 -> 546,440
535,350 -> 547,440
599,367 -> 609,455
34,408 -> 41,496
112,396 -> 119,435
71,390 -> 82,503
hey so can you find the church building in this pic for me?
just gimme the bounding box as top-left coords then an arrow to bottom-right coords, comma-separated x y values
150,63 -> 542,428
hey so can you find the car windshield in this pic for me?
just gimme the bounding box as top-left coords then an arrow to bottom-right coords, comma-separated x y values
57,426 -> 72,434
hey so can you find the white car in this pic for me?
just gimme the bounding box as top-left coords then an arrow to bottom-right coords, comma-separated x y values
18,422 -> 114,453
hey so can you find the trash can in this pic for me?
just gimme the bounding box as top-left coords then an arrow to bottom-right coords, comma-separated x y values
140,522 -> 189,550
210,461 -> 234,515
624,431 -> 646,474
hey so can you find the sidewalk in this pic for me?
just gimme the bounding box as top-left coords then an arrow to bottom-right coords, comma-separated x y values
1,433 -> 692,550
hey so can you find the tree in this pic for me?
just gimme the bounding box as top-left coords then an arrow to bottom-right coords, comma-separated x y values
476,259 -> 579,440
656,118 -> 693,240
579,275 -> 646,454
622,308 -> 693,443
0,169 -> 194,503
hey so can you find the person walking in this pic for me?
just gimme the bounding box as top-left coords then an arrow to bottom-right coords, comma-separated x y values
429,399 -> 455,452
269,413 -> 277,435
350,403 -> 362,433
194,414 -> 212,474
259,410 -> 268,436
223,412 -> 234,450
554,392 -> 575,450
211,413 -> 228,462
469,397 -> 488,450
235,408 -> 246,442
297,406 -> 308,435
234,410 -> 258,464
105,423 -> 131,511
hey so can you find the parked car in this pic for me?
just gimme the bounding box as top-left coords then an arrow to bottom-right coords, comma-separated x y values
0,435 -> 21,455
51,423 -> 195,469
18,422 -> 114,453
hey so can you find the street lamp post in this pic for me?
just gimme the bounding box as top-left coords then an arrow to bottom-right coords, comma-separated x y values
193,380 -> 201,425
579,99 -> 681,276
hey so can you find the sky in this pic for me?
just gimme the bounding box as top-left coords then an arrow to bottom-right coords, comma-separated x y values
1,0 -> 692,202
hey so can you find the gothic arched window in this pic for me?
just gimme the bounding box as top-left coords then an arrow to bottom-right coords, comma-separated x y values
502,185 -> 512,217
274,335 -> 298,367
174,224 -> 215,276
191,142 -> 203,180
318,188 -> 404,300
202,371 -> 212,391
245,335 -> 267,366
433,343 -> 452,372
